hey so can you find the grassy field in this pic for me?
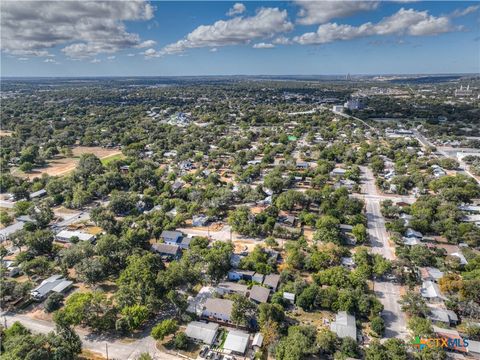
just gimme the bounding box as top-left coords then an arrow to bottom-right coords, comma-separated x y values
12,146 -> 122,179
101,153 -> 125,165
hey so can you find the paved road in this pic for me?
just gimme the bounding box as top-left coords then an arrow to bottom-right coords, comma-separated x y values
2,312 -> 179,360
360,166 -> 408,339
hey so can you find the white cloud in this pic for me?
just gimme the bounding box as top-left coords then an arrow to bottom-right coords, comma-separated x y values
295,0 -> 379,25
107,55 -> 116,60
90,58 -> 101,63
136,39 -> 157,48
161,7 -> 293,55
451,5 -> 479,18
127,53 -> 136,57
227,3 -> 246,17
294,8 -> 455,45
253,42 -> 275,49
44,58 -> 59,64
273,36 -> 292,45
210,48 -> 218,52
1,1 -> 154,58
143,48 -> 161,58
18,57 -> 29,61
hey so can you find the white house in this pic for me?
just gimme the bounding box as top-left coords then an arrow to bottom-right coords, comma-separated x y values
202,298 -> 233,323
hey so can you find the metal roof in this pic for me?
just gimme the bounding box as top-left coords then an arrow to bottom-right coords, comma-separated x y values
56,230 -> 95,242
330,312 -> 357,341
223,330 -> 249,354
0,222 -> 25,239
185,321 -> 219,345
31,275 -> 72,298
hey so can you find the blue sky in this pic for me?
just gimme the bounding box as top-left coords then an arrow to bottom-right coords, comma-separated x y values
1,1 -> 479,76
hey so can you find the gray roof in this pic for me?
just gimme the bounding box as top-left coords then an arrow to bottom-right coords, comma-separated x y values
428,307 -> 454,323
161,230 -> 183,242
468,340 -> 480,354
152,243 -> 180,256
0,222 -> 25,239
425,267 -> 444,281
406,228 -> 423,238
252,333 -> 263,348
330,311 -> 357,340
203,298 -> 233,317
249,285 -> 270,303
223,330 -> 249,354
263,274 -> 280,290
31,275 -> 72,299
421,281 -> 444,299
30,189 -> 47,198
217,282 -> 248,295
185,321 -> 219,345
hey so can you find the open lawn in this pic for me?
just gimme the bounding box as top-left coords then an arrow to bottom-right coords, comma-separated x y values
13,146 -> 122,180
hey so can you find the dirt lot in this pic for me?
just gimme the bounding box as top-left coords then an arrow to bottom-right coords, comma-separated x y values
15,146 -> 122,180
0,130 -> 13,137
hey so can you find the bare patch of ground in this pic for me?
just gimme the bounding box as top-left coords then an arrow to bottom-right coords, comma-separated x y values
14,146 -> 122,180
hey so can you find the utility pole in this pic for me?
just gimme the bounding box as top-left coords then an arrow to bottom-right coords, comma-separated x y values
105,343 -> 109,360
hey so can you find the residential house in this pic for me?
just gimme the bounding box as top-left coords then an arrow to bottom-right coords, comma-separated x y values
330,312 -> 357,341
55,230 -> 96,243
283,292 -> 295,304
421,281 -> 445,302
450,252 -> 468,265
277,215 -> 296,227
427,306 -> 459,326
202,298 -> 233,323
216,282 -> 248,296
228,270 -> 255,281
0,222 -> 26,241
185,321 -> 219,345
160,230 -> 190,249
192,215 -> 209,227
249,285 -> 270,304
161,230 -> 183,244
30,275 -> 73,301
263,274 -> 280,291
405,228 -> 423,239
187,286 -> 214,316
151,243 -> 181,260
296,162 -> 309,170
252,273 -> 265,284
223,330 -> 250,355
252,333 -> 264,351
341,257 -> 355,268
330,168 -> 347,177
30,189 -> 47,199
420,267 -> 444,283
1,260 -> 20,277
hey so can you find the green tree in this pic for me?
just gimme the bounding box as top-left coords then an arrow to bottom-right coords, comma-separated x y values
370,316 -> 385,336
151,319 -> 178,340
399,291 -> 428,317
231,294 -> 257,327
352,223 -> 367,244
